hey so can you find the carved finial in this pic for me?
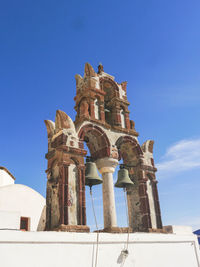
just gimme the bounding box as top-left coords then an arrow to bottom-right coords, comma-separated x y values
121,81 -> 127,92
98,63 -> 104,74
75,74 -> 84,92
44,120 -> 55,138
55,110 -> 76,133
84,63 -> 96,77
141,140 -> 154,153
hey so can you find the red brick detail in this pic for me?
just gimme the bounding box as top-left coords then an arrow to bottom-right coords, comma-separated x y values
51,134 -> 67,148
92,147 -> 110,160
81,168 -> 86,225
124,113 -> 130,130
114,112 -> 121,126
90,101 -> 95,119
78,142 -> 84,149
59,165 -> 68,225
121,81 -> 127,92
130,120 -> 135,130
139,181 -> 152,229
79,99 -> 90,118
100,106 -> 105,122
78,167 -> 82,225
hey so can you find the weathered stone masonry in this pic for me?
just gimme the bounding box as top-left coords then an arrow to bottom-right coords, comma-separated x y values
45,63 -> 162,232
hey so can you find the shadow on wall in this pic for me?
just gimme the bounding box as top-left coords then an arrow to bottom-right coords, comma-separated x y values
37,206 -> 46,231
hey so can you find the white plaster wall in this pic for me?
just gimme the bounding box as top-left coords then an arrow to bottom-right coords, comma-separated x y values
120,109 -> 126,128
146,180 -> 157,228
0,210 -> 20,229
68,164 -> 78,225
118,84 -> 126,99
0,169 -> 14,187
0,184 -> 46,231
0,230 -> 199,267
94,99 -> 100,120
143,151 -> 153,166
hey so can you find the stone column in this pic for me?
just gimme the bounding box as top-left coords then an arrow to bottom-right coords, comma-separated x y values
96,157 -> 118,229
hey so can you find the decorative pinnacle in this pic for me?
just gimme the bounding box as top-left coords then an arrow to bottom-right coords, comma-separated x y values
98,63 -> 104,74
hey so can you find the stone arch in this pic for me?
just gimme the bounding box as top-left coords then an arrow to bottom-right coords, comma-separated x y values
78,124 -> 111,160
116,136 -> 143,165
100,77 -> 119,95
115,136 -> 152,231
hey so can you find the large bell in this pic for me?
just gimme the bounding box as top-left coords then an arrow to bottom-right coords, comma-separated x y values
115,165 -> 134,188
85,158 -> 102,188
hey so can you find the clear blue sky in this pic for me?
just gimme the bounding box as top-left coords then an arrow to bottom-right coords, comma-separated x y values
1,0 -> 200,230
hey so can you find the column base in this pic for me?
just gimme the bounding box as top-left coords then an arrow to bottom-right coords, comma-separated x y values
53,224 -> 90,233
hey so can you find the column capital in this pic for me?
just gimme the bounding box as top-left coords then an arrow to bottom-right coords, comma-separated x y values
95,157 -> 118,174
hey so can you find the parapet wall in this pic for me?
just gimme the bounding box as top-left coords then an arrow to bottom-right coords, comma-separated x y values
0,229 -> 199,267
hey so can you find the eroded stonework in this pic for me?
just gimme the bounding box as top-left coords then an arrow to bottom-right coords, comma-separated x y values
45,63 -> 162,232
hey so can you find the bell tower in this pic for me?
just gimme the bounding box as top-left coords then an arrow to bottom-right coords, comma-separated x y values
44,62 -> 163,233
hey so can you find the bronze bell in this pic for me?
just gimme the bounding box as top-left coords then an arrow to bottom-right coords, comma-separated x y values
115,165 -> 134,188
85,157 -> 102,188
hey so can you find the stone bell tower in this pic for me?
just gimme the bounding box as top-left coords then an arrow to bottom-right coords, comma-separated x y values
44,62 -> 163,232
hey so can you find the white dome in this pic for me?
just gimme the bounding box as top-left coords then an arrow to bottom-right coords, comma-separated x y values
0,184 -> 46,231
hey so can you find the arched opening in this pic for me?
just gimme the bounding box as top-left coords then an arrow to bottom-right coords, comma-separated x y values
78,124 -> 111,231
94,98 -> 100,120
113,158 -> 128,228
116,136 -> 147,231
78,124 -> 110,160
120,108 -> 126,128
100,79 -> 119,126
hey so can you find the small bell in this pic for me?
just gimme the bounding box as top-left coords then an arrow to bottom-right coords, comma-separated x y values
115,165 -> 134,188
85,157 -> 102,189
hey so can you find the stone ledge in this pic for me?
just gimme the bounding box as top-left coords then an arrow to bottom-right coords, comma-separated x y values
148,228 -> 169,234
96,227 -> 133,233
53,224 -> 90,233
95,227 -> 170,234
163,225 -> 193,235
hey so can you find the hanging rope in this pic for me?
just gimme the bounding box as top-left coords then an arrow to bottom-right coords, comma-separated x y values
90,187 -> 100,267
123,187 -> 130,252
